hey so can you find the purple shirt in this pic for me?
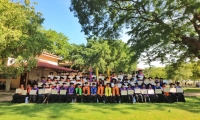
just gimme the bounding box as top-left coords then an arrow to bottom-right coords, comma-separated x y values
68,87 -> 74,94
32,87 -> 38,94
41,80 -> 46,83
61,86 -> 67,90
120,87 -> 127,92
127,87 -> 133,90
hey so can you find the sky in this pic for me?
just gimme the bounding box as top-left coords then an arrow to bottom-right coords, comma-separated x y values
32,0 -> 165,69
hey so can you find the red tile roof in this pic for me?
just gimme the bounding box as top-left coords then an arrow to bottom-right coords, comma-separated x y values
37,60 -> 76,72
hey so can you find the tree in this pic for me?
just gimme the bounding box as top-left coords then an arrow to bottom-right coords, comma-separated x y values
144,67 -> 167,78
0,0 -> 51,90
190,61 -> 200,79
70,0 -> 200,64
69,39 -> 136,73
165,63 -> 193,80
41,29 -> 71,60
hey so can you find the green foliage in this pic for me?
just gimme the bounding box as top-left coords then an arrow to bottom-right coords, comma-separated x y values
0,0 -> 51,77
41,29 -> 71,60
69,39 -> 136,73
70,0 -> 200,64
166,63 -> 193,80
190,61 -> 200,79
144,67 -> 167,78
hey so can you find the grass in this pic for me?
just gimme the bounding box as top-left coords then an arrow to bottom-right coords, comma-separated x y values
0,97 -> 200,120
183,88 -> 200,93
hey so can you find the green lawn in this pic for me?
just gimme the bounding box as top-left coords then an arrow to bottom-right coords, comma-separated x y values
183,88 -> 200,93
0,97 -> 200,120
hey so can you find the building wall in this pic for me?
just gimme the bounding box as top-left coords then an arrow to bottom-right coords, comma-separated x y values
0,53 -> 62,89
0,76 -> 20,88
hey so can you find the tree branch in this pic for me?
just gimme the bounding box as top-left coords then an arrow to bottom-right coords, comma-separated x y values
109,0 -> 137,11
181,36 -> 200,50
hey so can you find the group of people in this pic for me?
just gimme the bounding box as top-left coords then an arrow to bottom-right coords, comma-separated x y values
12,70 -> 186,103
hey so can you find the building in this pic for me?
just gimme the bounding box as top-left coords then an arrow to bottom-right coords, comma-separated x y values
0,52 -> 76,90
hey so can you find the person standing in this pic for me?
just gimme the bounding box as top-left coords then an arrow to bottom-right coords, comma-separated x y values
136,70 -> 145,81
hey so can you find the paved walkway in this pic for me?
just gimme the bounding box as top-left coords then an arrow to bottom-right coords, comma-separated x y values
0,90 -> 15,102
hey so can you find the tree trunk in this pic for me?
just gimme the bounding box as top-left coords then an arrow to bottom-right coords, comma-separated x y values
5,77 -> 11,91
181,36 -> 200,50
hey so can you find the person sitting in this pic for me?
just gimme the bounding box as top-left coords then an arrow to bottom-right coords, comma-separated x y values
50,83 -> 59,103
67,83 -> 75,103
120,84 -> 127,103
169,83 -> 178,102
19,84 -> 31,103
154,82 -> 165,103
75,83 -> 82,103
105,83 -> 112,103
134,83 -> 143,103
127,84 -> 134,103
29,83 -> 38,103
90,82 -> 97,103
58,83 -> 68,103
12,84 -> 24,103
175,82 -> 186,102
83,82 -> 90,103
112,82 -> 120,103
37,84 -> 46,103
162,83 -> 172,103
141,83 -> 148,103
97,82 -> 105,103
147,83 -> 156,103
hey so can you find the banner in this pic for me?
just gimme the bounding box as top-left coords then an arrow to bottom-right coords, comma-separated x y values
107,67 -> 110,81
96,67 -> 99,81
89,67 -> 92,82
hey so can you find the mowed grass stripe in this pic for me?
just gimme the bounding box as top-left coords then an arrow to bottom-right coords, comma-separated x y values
0,97 -> 199,120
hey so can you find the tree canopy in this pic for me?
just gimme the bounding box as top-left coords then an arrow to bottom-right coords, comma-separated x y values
144,67 -> 167,78
0,0 -> 51,77
41,29 -> 71,61
70,0 -> 200,64
69,39 -> 136,73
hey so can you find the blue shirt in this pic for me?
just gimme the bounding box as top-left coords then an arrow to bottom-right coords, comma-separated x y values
91,87 -> 97,95
154,86 -> 161,89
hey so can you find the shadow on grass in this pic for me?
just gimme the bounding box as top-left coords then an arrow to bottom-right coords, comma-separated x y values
0,96 -> 199,119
